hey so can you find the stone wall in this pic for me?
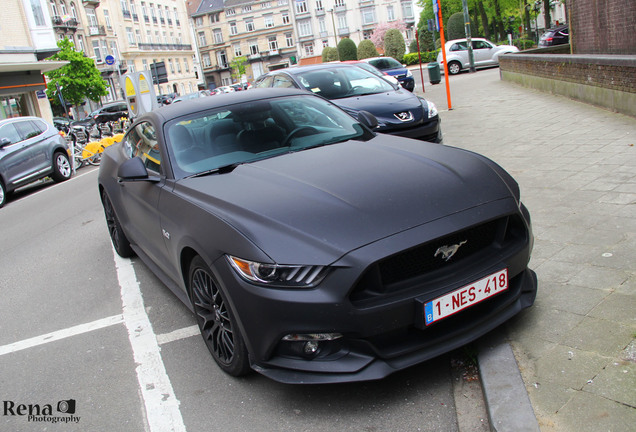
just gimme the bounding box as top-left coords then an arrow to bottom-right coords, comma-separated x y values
566,0 -> 636,55
499,54 -> 636,117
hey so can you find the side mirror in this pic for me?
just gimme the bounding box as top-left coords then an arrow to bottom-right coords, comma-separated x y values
117,156 -> 160,182
0,137 -> 11,148
357,110 -> 378,130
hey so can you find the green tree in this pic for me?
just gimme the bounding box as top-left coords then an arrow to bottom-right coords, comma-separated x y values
337,38 -> 357,61
45,38 -> 108,108
230,56 -> 247,82
383,29 -> 406,62
322,47 -> 339,62
446,12 -> 466,40
357,39 -> 378,59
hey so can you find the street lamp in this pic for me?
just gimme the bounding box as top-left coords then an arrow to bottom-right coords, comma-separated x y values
327,8 -> 339,59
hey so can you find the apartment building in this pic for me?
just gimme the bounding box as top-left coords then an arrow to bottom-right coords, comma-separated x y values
292,0 -> 417,59
192,0 -> 297,88
1,0 -> 68,121
188,0 -> 418,89
45,0 -> 198,108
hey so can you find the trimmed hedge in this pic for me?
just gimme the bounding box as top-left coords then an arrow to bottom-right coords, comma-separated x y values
403,50 -> 440,65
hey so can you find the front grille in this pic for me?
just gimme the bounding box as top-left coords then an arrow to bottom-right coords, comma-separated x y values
349,215 -> 526,303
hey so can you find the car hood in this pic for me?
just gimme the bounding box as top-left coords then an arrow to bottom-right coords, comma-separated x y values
332,91 -> 427,129
177,135 -> 516,265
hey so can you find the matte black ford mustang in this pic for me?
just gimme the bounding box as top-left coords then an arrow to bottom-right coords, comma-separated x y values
99,88 -> 537,384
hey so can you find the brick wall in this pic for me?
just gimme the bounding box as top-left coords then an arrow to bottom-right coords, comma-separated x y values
566,0 -> 636,55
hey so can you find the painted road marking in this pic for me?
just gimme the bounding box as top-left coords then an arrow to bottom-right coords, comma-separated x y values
0,314 -> 124,356
113,246 -> 187,432
156,325 -> 200,345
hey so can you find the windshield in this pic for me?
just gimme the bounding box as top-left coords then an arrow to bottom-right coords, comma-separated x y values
165,94 -> 371,179
295,66 -> 396,100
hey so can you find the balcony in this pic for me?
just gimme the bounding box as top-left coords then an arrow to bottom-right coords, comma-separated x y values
52,16 -> 78,30
315,8 -> 325,16
88,25 -> 106,36
137,43 -> 193,51
167,18 -> 172,25
123,10 -> 131,19
338,27 -> 350,36
144,15 -> 149,23
82,0 -> 100,6
133,14 -> 139,22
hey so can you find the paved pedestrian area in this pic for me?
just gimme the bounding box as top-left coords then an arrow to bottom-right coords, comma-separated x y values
413,67 -> 636,431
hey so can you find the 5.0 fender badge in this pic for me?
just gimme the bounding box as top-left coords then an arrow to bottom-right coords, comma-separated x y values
434,240 -> 467,261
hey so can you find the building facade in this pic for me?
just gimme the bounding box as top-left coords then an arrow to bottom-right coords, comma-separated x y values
45,0 -> 198,113
1,0 -> 68,121
188,0 -> 419,89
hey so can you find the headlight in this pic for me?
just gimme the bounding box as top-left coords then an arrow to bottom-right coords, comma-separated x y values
426,100 -> 438,118
406,69 -> 413,77
227,255 -> 327,287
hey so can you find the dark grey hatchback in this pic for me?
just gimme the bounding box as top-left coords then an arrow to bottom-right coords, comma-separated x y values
99,88 -> 536,384
0,116 -> 72,208
255,63 -> 441,143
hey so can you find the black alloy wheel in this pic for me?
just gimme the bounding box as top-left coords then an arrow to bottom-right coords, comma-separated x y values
189,256 -> 250,377
101,190 -> 134,258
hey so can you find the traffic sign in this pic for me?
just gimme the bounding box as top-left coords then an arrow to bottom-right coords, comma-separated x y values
105,55 -> 115,65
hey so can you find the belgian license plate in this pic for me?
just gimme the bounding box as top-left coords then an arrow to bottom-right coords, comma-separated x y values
424,269 -> 508,326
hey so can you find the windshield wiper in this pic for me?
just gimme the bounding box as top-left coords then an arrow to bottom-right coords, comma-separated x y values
187,162 -> 241,178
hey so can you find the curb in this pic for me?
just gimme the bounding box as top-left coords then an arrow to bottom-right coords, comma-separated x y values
478,340 -> 540,432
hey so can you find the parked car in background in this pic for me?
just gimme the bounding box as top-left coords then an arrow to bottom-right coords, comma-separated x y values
157,94 -> 174,106
255,63 -> 441,143
539,25 -> 569,47
172,91 -> 211,103
0,116 -> 72,208
360,56 -> 415,91
72,101 -> 130,127
98,88 -> 537,383
437,38 -> 520,75
341,60 -> 401,87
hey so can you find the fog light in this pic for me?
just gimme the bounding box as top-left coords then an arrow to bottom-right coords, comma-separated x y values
282,333 -> 343,341
304,340 -> 319,355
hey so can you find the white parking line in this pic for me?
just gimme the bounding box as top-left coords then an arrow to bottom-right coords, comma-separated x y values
156,325 -> 200,345
113,246 -> 186,432
0,314 -> 124,357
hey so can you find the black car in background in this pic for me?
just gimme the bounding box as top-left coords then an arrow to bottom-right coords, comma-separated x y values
255,63 -> 441,143
539,25 -> 569,47
74,101 -> 129,127
98,88 -> 537,383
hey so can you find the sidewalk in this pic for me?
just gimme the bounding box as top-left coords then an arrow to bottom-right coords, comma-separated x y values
411,67 -> 636,431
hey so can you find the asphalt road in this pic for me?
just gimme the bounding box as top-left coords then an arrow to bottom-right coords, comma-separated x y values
0,167 -> 462,431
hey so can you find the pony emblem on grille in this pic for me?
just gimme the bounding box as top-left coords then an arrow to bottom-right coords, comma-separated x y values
434,240 -> 467,261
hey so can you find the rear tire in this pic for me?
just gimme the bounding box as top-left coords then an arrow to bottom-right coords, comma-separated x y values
0,180 -> 6,209
51,151 -> 72,182
448,61 -> 462,75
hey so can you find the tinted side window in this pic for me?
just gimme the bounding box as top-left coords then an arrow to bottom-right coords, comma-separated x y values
0,124 -> 22,145
14,120 -> 43,140
255,76 -> 274,88
125,121 -> 161,173
272,75 -> 294,88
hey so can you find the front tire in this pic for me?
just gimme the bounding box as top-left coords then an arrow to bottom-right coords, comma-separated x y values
101,190 -> 134,258
448,61 -> 462,75
189,256 -> 251,377
51,151 -> 72,182
0,180 -> 6,209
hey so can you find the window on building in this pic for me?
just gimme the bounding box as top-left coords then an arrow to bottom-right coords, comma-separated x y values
198,31 -> 207,46
316,0 -> 323,12
92,40 -> 103,62
387,5 -> 395,21
202,53 -> 211,67
184,58 -> 189,72
214,29 -> 223,43
242,5 -> 251,13
127,27 -> 135,45
169,59 -> 174,73
318,17 -> 326,33
285,32 -> 293,47
230,22 -> 238,35
298,20 -> 312,37
334,0 -> 345,7
295,1 -> 307,14
249,40 -> 259,55
233,43 -> 242,56
361,8 -> 376,25
226,8 -> 235,16
262,2 -> 271,9
401,1 -> 413,19
303,42 -> 314,56
322,39 -> 329,48
104,10 -> 112,28
77,35 -> 84,51
282,12 -> 289,24
194,16 -> 203,26
217,50 -> 228,68
337,14 -> 347,30
147,30 -> 152,43
268,36 -> 278,51
264,15 -> 274,28
70,2 -> 77,18
245,19 -> 255,32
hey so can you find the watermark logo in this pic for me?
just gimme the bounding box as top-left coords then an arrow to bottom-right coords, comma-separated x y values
3,399 -> 80,424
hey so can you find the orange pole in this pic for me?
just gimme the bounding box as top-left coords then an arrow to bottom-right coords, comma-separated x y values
436,0 -> 452,110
